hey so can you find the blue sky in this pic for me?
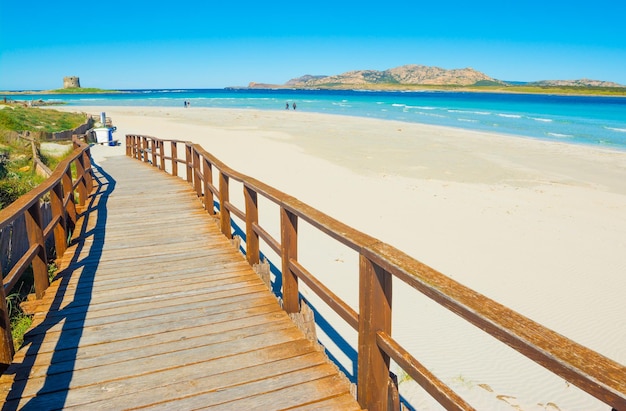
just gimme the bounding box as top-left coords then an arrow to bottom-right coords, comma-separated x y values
1,1 -> 625,90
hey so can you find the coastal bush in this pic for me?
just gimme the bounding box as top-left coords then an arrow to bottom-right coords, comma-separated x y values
0,140 -> 41,210
39,145 -> 73,171
0,106 -> 85,133
0,177 -> 39,209
0,107 -> 75,210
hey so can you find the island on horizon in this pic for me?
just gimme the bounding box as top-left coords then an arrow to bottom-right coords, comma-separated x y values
244,64 -> 626,96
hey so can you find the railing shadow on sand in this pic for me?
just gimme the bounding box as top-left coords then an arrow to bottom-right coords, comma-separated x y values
2,161 -> 114,410
124,134 -> 625,411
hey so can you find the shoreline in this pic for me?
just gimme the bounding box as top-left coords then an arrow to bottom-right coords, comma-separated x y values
4,85 -> 626,97
66,106 -> 626,410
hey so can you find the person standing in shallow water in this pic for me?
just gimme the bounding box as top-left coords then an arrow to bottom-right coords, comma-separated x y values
292,102 -> 297,110
285,102 -> 289,110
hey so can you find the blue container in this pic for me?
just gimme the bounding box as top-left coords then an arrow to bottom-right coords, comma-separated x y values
108,126 -> 117,146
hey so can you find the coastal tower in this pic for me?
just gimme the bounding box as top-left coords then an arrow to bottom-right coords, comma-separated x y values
63,76 -> 80,89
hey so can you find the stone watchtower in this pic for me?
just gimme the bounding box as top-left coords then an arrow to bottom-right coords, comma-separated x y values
63,76 -> 81,89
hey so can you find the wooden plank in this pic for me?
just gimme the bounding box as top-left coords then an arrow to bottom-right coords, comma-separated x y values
5,309 -> 292,383
149,367 -> 349,410
0,155 -> 361,411
25,289 -> 278,337
48,345 -> 328,410
10,316 -> 298,383
286,394 -> 364,411
4,319 -> 309,401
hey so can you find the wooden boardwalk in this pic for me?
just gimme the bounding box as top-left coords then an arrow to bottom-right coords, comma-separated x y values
0,155 -> 361,410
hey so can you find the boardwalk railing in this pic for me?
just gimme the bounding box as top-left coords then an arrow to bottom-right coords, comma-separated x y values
0,137 -> 92,369
126,134 -> 625,411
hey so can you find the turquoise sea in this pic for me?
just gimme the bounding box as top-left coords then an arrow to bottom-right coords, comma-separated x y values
31,89 -> 626,150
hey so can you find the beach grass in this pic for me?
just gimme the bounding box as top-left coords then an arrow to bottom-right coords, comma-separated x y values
0,106 -> 86,133
3,261 -> 56,350
0,106 -> 78,209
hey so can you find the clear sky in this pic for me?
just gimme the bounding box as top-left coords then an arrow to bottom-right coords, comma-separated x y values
1,0 -> 625,90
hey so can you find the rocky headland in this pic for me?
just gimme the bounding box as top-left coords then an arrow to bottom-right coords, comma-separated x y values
246,64 -> 625,94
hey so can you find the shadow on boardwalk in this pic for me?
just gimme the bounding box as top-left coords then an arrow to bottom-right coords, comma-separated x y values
2,162 -> 114,410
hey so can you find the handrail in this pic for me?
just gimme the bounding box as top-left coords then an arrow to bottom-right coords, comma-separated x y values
0,136 -> 93,369
126,134 -> 625,411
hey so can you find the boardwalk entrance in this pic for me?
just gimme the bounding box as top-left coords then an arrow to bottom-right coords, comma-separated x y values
0,155 -> 361,410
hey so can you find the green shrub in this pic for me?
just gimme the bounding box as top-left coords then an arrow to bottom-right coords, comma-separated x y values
0,176 -> 39,209
0,106 -> 85,133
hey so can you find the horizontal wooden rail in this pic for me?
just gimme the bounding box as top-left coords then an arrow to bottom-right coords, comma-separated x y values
42,213 -> 62,240
251,223 -> 279,254
126,134 -> 626,411
224,201 -> 245,222
289,259 -> 359,331
2,244 -> 40,293
0,136 -> 93,369
376,330 -> 473,411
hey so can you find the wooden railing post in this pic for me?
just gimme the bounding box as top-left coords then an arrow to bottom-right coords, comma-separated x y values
244,185 -> 259,266
63,167 -> 77,230
0,264 -> 15,368
193,149 -> 202,198
171,141 -> 178,177
159,140 -> 165,170
132,135 -> 139,159
203,157 -> 214,214
185,144 -> 193,183
219,172 -> 231,238
50,181 -> 67,258
74,154 -> 87,211
125,135 -> 131,157
82,148 -> 93,195
281,207 -> 299,314
26,202 -> 49,299
142,137 -> 150,164
358,254 -> 392,411
150,139 -> 157,166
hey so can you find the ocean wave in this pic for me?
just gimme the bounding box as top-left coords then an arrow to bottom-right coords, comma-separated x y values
605,126 -> 626,133
531,117 -> 553,122
497,113 -> 522,118
448,109 -> 491,115
457,118 -> 478,123
547,132 -> 573,138
138,89 -> 189,93
415,112 -> 446,118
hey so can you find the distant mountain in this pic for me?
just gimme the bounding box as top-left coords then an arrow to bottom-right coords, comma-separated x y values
284,65 -> 504,87
245,65 -> 624,91
528,78 -> 623,88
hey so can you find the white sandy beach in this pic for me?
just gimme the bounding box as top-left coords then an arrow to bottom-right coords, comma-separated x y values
61,106 -> 625,410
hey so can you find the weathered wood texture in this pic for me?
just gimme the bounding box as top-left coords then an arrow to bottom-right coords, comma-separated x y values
0,156 -> 360,410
